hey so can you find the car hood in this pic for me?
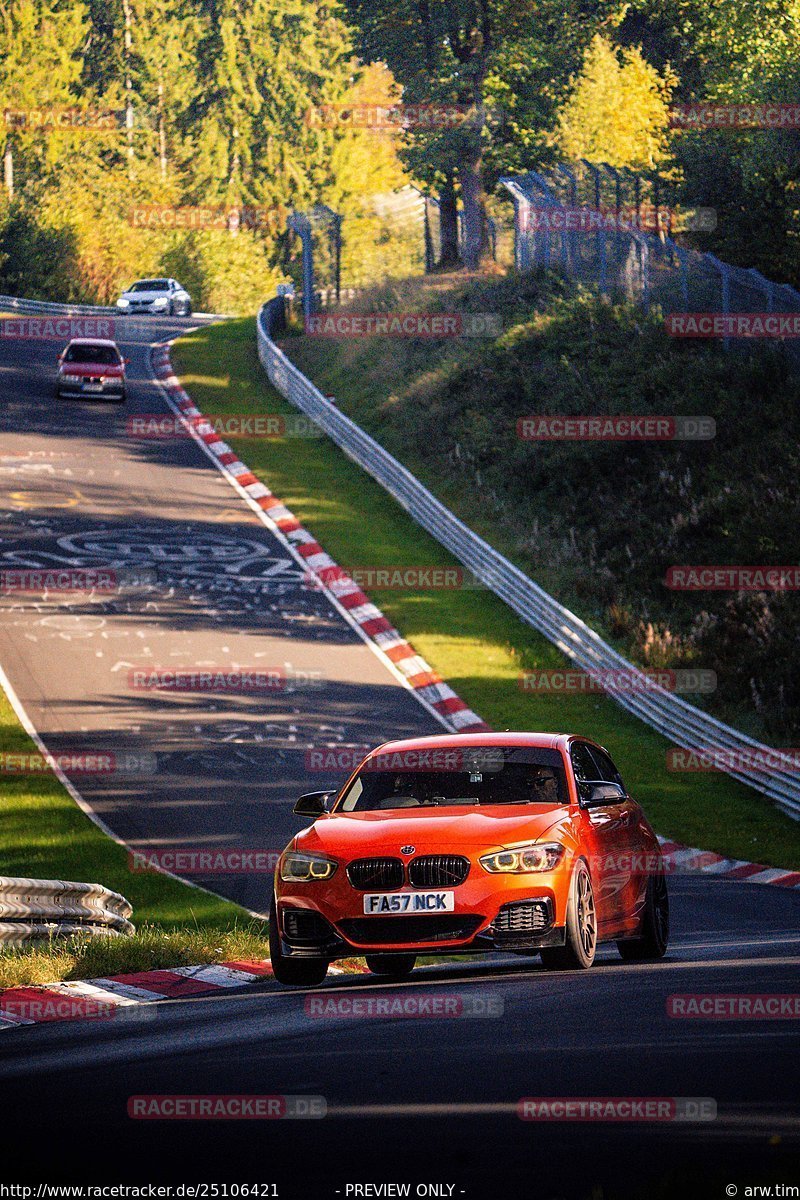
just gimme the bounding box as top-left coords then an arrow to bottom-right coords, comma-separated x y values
295,805 -> 569,855
122,291 -> 171,302
61,362 -> 123,374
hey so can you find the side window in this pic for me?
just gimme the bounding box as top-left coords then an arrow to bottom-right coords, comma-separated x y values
589,746 -> 625,790
570,742 -> 600,784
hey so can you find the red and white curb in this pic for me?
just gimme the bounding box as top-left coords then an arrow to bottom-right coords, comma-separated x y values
149,342 -> 488,735
658,837 -> 800,888
0,957 -> 368,1029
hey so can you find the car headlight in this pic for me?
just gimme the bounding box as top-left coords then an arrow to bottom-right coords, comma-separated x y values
117,297 -> 130,308
61,373 -> 82,383
479,842 -> 565,874
152,298 -> 169,308
280,852 -> 338,882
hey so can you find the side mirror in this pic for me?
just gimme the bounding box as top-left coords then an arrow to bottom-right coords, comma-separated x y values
580,782 -> 625,809
293,790 -> 334,818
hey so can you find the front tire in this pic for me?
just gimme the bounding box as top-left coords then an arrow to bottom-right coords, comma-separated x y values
540,861 -> 597,970
269,896 -> 328,986
365,954 -> 416,980
617,871 -> 669,961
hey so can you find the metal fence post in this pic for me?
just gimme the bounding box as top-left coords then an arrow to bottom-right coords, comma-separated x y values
706,254 -> 731,349
331,211 -> 343,305
581,159 -> 607,296
600,163 -> 622,254
665,239 -> 689,311
526,172 -> 559,270
621,167 -> 642,229
638,234 -> 650,314
746,268 -> 774,313
287,211 -> 315,321
555,164 -> 578,275
499,178 -> 529,271
423,196 -> 435,272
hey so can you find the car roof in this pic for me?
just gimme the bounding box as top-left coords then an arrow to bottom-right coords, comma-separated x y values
365,732 -> 573,757
64,338 -> 119,347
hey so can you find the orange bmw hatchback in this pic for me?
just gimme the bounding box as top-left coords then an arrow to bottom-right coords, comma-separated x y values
270,732 -> 669,985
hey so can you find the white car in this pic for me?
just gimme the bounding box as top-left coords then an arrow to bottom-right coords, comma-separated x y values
117,278 -> 192,316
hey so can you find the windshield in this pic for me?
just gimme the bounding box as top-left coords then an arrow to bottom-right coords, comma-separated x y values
130,280 -> 169,292
337,747 -> 567,811
64,344 -> 121,364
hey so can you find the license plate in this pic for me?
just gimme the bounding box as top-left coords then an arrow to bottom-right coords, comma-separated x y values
82,382 -> 103,392
362,891 -> 455,915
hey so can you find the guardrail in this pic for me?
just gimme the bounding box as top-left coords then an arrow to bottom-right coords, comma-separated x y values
0,294 -> 224,320
257,297 -> 800,821
0,293 -> 118,315
0,877 -> 134,944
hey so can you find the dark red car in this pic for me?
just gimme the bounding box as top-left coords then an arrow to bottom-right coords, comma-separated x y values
56,338 -> 127,403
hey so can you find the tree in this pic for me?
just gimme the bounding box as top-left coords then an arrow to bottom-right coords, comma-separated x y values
554,35 -> 675,170
0,0 -> 89,198
344,0 -> 619,268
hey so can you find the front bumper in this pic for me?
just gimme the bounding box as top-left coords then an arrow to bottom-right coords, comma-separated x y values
276,867 -> 569,959
58,379 -> 125,399
118,300 -> 170,314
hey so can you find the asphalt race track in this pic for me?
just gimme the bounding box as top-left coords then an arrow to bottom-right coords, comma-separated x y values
1,312 -> 799,1198
3,878 -> 800,1196
0,312 -> 439,911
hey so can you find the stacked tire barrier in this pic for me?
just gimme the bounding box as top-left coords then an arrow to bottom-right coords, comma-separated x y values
257,297 -> 800,821
0,877 -> 134,944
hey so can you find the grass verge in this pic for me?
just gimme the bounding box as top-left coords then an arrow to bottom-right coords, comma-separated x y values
0,690 -> 271,985
0,924 -> 271,989
170,316 -> 800,871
